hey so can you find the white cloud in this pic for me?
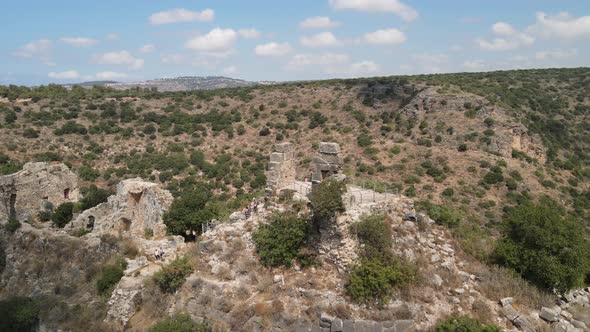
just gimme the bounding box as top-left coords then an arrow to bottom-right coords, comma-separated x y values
364,28 -> 406,45
462,60 -> 487,71
149,8 -> 214,25
300,16 -> 340,29
223,66 -> 239,75
527,12 -> 590,40
106,33 -> 120,41
300,32 -> 342,48
48,70 -> 80,80
185,28 -> 237,56
286,53 -> 350,70
60,37 -> 97,47
255,42 -> 292,56
14,39 -> 53,65
350,60 -> 380,74
140,44 -> 156,53
161,54 -> 186,65
329,0 -> 418,22
476,22 -> 534,51
94,50 -> 144,70
535,49 -> 578,60
95,71 -> 128,80
238,28 -> 261,39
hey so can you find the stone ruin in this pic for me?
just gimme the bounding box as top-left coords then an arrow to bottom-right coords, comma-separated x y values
0,162 -> 79,222
265,142 -> 296,195
311,142 -> 343,183
67,178 -> 173,238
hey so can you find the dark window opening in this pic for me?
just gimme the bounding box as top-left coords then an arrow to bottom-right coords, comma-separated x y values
9,193 -> 17,220
87,216 -> 95,230
64,188 -> 70,200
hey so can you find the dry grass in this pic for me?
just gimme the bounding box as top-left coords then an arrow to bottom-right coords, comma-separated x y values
327,303 -> 352,319
476,265 -> 555,310
120,238 -> 139,258
471,299 -> 495,325
140,279 -> 171,319
228,302 -> 255,330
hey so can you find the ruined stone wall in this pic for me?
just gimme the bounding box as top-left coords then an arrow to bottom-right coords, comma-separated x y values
265,142 -> 296,195
68,178 -> 173,238
0,162 -> 79,222
311,142 -> 342,182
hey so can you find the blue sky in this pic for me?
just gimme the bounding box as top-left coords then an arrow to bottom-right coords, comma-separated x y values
1,0 -> 589,85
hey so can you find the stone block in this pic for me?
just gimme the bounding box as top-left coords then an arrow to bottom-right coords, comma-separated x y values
394,320 -> 414,332
331,319 -> 343,332
500,297 -> 513,307
540,307 -> 560,322
313,154 -> 342,166
342,320 -> 354,332
319,142 -> 341,155
502,304 -> 520,321
274,142 -> 294,153
513,316 -> 535,332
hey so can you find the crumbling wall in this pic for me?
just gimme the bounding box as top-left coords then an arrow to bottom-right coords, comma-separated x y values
265,142 -> 296,195
0,162 -> 79,222
68,178 -> 173,238
311,142 -> 342,182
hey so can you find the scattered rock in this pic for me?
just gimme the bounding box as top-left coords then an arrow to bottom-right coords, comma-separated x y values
500,297 -> 513,307
539,307 -> 560,322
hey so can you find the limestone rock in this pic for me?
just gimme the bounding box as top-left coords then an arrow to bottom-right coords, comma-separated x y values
540,307 -> 560,322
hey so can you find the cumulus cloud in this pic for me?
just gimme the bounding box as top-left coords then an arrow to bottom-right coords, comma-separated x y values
300,32 -> 342,48
95,71 -> 128,80
286,53 -> 350,70
13,39 -> 53,65
238,28 -> 261,39
300,16 -> 340,29
329,0 -> 418,22
48,70 -> 80,80
364,28 -> 406,45
149,8 -> 214,25
535,49 -> 578,60
527,12 -> 590,40
94,50 -> 144,70
60,37 -> 97,47
223,66 -> 239,75
139,44 -> 156,53
185,28 -> 237,56
255,42 -> 292,56
476,22 -> 534,51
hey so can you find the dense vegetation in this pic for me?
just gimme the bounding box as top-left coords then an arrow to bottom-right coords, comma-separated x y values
346,214 -> 414,306
150,313 -> 210,332
494,200 -> 590,293
253,213 -> 309,267
434,315 -> 501,332
96,256 -> 127,297
310,179 -> 346,230
153,256 -> 193,293
0,296 -> 40,332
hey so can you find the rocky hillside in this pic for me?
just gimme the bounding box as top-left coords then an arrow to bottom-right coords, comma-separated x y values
104,76 -> 261,92
0,68 -> 589,331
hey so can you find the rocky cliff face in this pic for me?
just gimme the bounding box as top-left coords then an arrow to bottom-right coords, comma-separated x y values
0,162 -> 79,222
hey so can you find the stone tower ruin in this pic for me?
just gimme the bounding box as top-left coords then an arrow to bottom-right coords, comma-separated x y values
265,142 -> 296,196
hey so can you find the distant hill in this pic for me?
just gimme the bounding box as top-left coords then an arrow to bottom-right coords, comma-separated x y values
103,76 -> 265,92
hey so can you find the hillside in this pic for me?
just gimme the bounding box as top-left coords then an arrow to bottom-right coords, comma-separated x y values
0,68 -> 589,331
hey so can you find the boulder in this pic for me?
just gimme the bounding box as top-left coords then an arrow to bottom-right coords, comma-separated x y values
540,307 -> 560,322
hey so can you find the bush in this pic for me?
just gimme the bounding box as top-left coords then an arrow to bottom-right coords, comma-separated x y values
457,143 -> 467,152
51,202 -> 74,228
435,315 -> 500,332
482,167 -> 504,185
310,179 -> 346,229
79,185 -> 111,211
153,256 -> 193,293
351,214 -> 392,261
258,127 -> 270,136
163,190 -> 219,239
416,201 -> 462,228
150,313 -> 210,332
5,218 -> 21,233
346,258 -> 413,307
253,213 -> 308,267
493,200 -> 590,293
96,256 -> 127,297
0,296 -> 40,332
79,165 -> 100,181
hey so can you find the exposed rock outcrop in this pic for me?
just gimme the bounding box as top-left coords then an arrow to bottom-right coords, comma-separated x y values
0,162 -> 78,222
67,178 -> 173,239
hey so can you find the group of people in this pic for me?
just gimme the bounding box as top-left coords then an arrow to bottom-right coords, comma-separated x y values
154,247 -> 165,261
243,198 -> 262,219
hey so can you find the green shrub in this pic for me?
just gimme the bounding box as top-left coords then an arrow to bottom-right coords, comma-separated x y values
163,190 -> 220,239
494,200 -> 590,293
5,218 -> 21,233
351,214 -> 392,261
78,165 -> 100,181
310,179 -> 346,229
96,256 -> 127,297
346,258 -> 413,307
79,185 -> 111,211
482,167 -> 504,185
442,188 -> 455,197
416,201 -> 462,228
150,313 -> 210,332
253,213 -> 308,267
51,202 -> 74,228
0,296 -> 40,332
435,315 -> 501,332
153,256 -> 193,293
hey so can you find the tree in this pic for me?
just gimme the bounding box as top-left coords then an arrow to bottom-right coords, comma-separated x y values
163,190 -> 217,238
0,296 -> 40,332
79,185 -> 111,211
493,200 -> 590,293
153,257 -> 193,293
51,202 -> 74,228
253,213 -> 308,267
310,179 -> 346,230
